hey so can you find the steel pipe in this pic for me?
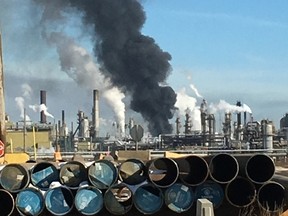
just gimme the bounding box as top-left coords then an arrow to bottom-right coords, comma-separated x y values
133,183 -> 163,215
238,154 -> 275,184
175,155 -> 209,186
164,183 -> 195,213
272,174 -> 288,212
225,176 -> 256,208
206,153 -> 239,184
119,158 -> 147,185
30,161 -> 59,190
146,157 -> 179,188
59,161 -> 88,189
0,189 -> 15,216
88,159 -> 118,189
257,181 -> 285,213
0,163 -> 30,193
104,183 -> 133,215
74,186 -> 103,215
15,187 -> 45,216
195,180 -> 224,209
44,186 -> 74,216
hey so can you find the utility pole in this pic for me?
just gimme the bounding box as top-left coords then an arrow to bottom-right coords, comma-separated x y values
0,33 -> 6,159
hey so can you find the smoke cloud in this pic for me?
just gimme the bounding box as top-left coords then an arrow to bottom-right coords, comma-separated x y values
35,0 -> 177,136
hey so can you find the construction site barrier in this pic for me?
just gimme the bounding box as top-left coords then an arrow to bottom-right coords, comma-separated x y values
147,157 -> 179,188
164,182 -> 195,213
104,183 -> 133,215
88,159 -> 118,189
74,185 -> 103,215
133,183 -> 164,215
225,176 -> 256,208
59,161 -> 88,188
44,185 -> 74,216
119,158 -> 147,185
15,187 -> 45,216
30,161 -> 59,190
0,163 -> 30,193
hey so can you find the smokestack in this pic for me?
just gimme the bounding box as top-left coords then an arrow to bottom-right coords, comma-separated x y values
0,33 -> 6,146
62,110 -> 65,126
236,101 -> 241,127
40,90 -> 46,123
92,89 -> 99,138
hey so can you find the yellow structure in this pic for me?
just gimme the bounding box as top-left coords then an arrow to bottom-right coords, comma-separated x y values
3,153 -> 30,164
6,130 -> 51,152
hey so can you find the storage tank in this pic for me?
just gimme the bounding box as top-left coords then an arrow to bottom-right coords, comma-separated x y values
262,120 -> 273,150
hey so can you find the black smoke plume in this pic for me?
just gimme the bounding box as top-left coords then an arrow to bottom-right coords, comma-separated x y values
37,0 -> 177,136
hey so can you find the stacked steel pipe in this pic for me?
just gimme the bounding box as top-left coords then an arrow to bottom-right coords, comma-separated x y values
0,153 -> 286,216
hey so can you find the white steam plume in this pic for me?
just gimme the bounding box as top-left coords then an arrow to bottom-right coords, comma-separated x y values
14,83 -> 33,121
21,83 -> 33,99
175,88 -> 201,131
209,100 -> 252,114
47,32 -> 125,129
29,103 -> 54,119
190,84 -> 203,98
15,97 -> 31,121
102,87 -> 126,134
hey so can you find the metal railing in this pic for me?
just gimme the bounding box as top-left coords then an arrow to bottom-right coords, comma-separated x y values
27,148 -> 288,161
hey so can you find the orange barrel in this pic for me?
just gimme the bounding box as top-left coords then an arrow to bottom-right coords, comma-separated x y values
133,183 -> 163,215
30,161 -> 59,190
119,158 -> 147,185
225,176 -> 256,208
195,180 -> 224,209
104,183 -> 133,215
88,159 -> 118,189
74,186 -> 104,215
0,163 -> 30,193
59,161 -> 88,188
44,186 -> 74,216
15,187 -> 45,216
0,189 -> 15,216
147,157 -> 179,188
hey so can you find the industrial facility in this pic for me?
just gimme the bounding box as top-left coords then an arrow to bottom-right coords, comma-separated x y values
3,87 -> 288,156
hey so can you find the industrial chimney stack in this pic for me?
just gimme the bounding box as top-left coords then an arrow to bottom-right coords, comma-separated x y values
40,90 -> 47,124
92,89 -> 100,138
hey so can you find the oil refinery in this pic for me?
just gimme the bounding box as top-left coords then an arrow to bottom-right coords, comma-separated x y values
3,87 -> 288,157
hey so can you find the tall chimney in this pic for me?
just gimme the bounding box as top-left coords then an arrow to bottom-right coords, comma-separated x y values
236,101 -> 241,127
92,89 -> 100,138
0,33 -> 6,148
40,90 -> 47,123
62,110 -> 65,126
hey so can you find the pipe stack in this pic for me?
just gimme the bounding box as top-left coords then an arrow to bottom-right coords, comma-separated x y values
0,153 -> 286,216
